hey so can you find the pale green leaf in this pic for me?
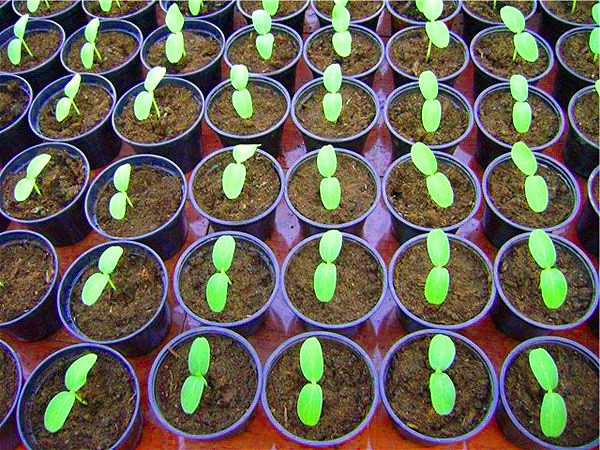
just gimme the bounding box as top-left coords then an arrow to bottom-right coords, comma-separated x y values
429,372 -> 456,415
188,0 -> 203,15
7,39 -> 22,65
80,42 -> 95,70
418,70 -> 438,100
528,229 -> 556,269
512,101 -> 532,133
426,229 -> 450,267
144,66 -> 166,92
323,63 -> 342,93
232,89 -> 253,119
222,163 -> 246,199
299,337 -> 323,382
590,28 -> 599,55
319,229 -> 343,262
26,153 -> 51,178
510,141 -> 536,175
514,32 -> 539,62
65,353 -> 98,392
188,336 -> 210,376
232,144 -> 259,163
256,33 -> 274,60
540,392 -> 567,438
99,0 -> 113,12
14,15 -> 28,39
425,266 -> 449,304
252,9 -> 271,35
81,272 -> 110,306
427,172 -> 454,208
134,91 -> 153,121
593,3 -> 600,24
425,20 -> 450,48
212,235 -> 236,271
109,192 -> 127,220
316,144 -> 337,177
206,272 -> 229,312
528,348 -> 558,391
230,64 -> 249,90
44,391 -> 75,433
422,98 -> 441,132
332,30 -> 352,58
320,177 -> 341,210
166,4 -> 185,33
421,0 -> 443,21
331,3 -> 350,32
84,18 -> 100,43
322,92 -> 342,122
500,5 -> 525,33
165,32 -> 184,64
113,163 -> 131,192
313,262 -> 337,302
510,74 -> 529,102
180,375 -> 205,414
297,383 -> 323,426
14,178 -> 35,202
410,142 -> 437,176
98,245 -> 124,274
428,334 -> 456,371
525,175 -> 549,213
64,74 -> 81,99
262,0 -> 279,15
540,268 -> 568,309
55,97 -> 72,122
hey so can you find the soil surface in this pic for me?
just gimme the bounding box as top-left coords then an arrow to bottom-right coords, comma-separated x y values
385,335 -> 492,438
314,0 -> 382,20
16,0 -> 72,15
0,345 -> 17,422
146,31 -> 221,74
266,338 -> 373,441
227,29 -> 299,73
543,0 -> 596,24
86,0 -> 151,17
168,0 -> 230,15
464,0 -> 533,22
287,152 -> 376,224
560,30 -> 600,81
0,80 -> 28,130
240,0 -> 305,17
0,30 -> 62,72
390,0 -> 456,21
155,334 -> 257,434
573,90 -> 599,144
66,31 -> 138,73
285,238 -> 382,324
505,343 -> 599,447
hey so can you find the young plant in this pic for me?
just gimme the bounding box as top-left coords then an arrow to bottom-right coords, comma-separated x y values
222,144 -> 260,199
322,63 -> 342,123
500,6 -> 539,62
165,4 -> 186,64
180,337 -> 210,414
317,144 -> 341,210
80,18 -> 102,70
313,229 -> 342,302
26,0 -> 49,13
416,0 -> 450,62
230,64 -> 253,119
44,353 -> 98,433
511,141 -> 548,213
419,70 -> 441,133
134,66 -> 167,121
81,245 -> 124,306
590,3 -> 599,63
425,229 -> 450,305
206,235 -> 236,313
7,15 -> 33,66
410,142 -> 454,208
98,0 -> 121,12
262,0 -> 279,15
331,0 -> 352,58
510,74 -> 531,134
528,230 -> 568,309
187,0 -> 204,15
297,336 -> 324,427
13,153 -> 51,202
428,334 -> 456,416
55,74 -> 82,122
528,348 -> 567,438
252,9 -> 274,60
109,163 -> 133,220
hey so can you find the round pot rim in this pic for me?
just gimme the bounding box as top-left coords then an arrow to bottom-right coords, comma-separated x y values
567,84 -> 599,151
379,328 -> 499,445
83,0 -> 157,20
159,0 -> 235,19
385,0 -> 462,26
499,335 -> 600,450
148,326 -> 262,440
16,342 -> 141,450
462,0 -> 537,26
57,239 -> 169,346
0,73 -> 32,135
388,233 -> 496,331
311,0 -> 385,26
261,330 -> 379,447
539,0 -> 596,28
587,166 -> 600,215
236,0 -> 310,22
557,26 -> 597,83
173,230 -> 280,329
382,151 -> 482,234
281,231 -> 387,331
493,232 -> 599,332
188,147 -> 284,228
0,339 -> 23,430
12,0 -> 81,19
283,147 -> 381,231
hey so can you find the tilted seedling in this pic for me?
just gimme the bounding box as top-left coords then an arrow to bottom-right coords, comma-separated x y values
510,74 -> 531,134
26,0 -> 50,12
134,66 -> 167,120
180,337 -> 210,414
500,6 -> 539,62
528,230 -> 568,309
98,0 -> 121,12
313,230 -> 342,302
428,334 -> 456,416
262,0 -> 279,16
81,245 -> 124,306
511,141 -> 548,213
80,19 -> 102,70
206,235 -> 236,313
590,4 -> 599,63
317,145 -> 341,210
222,144 -> 260,199
231,64 -> 253,119
424,229 -> 450,305
331,0 -> 352,58
252,10 -> 274,60
322,63 -> 342,123
55,74 -> 82,122
419,70 -> 441,133
7,15 -> 33,66
187,0 -> 205,15
297,337 -> 324,427
416,0 -> 450,62
44,353 -> 98,433
165,4 -> 186,64
410,142 -> 454,208
109,163 -> 134,220
13,153 -> 51,202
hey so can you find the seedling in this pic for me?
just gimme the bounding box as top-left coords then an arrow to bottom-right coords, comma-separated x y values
313,230 -> 342,302
252,10 -> 274,60
13,153 -> 51,202
500,6 -> 539,62
165,4 -> 186,64
416,0 -> 450,62
590,3 -> 599,63
510,74 -> 531,134
26,0 -> 49,12
528,230 -> 568,309
322,63 -> 342,123
81,245 -> 124,306
410,142 -> 454,208
297,337 -> 324,427
55,74 -> 82,122
206,235 -> 236,313
331,0 -> 352,58
424,229 -> 450,305
262,0 -> 279,15
134,66 -> 167,121
596,79 -> 600,95
528,348 -> 567,438
187,0 -> 204,15
109,163 -> 133,220
80,19 -> 102,70
44,353 -> 98,433
510,141 -> 548,213
419,70 -> 441,133
231,64 -> 253,119
98,0 -> 121,12
317,145 -> 341,210
180,337 -> 210,414
428,334 -> 456,415
7,15 -> 33,66
222,144 -> 260,199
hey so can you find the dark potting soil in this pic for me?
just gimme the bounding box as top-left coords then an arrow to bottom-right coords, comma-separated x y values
65,31 -> 138,73
240,0 -> 305,17
169,0 -> 230,16
0,345 -> 17,422
499,239 -> 594,325
1,148 -> 86,220
479,89 -> 559,147
386,160 -> 476,228
287,152 -> 377,224
389,28 -> 464,79
26,351 -> 136,450
0,30 -> 62,72
38,85 -> 113,139
266,338 -> 373,441
388,89 -> 469,145
192,151 -> 280,221
16,0 -> 72,15
70,247 -> 164,340
573,89 -> 599,144
394,239 -> 492,325
86,0 -> 151,17
146,31 -> 221,74
179,238 -> 274,323
505,343 -> 599,447
390,0 -> 456,21
95,166 -> 182,237
0,80 -> 28,130
0,241 -> 54,323
207,82 -> 286,135
314,0 -> 382,20
560,30 -> 600,81
154,334 -> 257,435
227,30 -> 299,73
385,335 -> 492,438
295,83 -> 375,138
543,0 -> 596,24
285,238 -> 382,324
115,83 -> 201,143
464,0 -> 533,22
487,159 -> 574,228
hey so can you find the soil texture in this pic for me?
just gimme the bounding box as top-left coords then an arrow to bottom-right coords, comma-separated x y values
464,1 -> 533,22
66,31 -> 138,73
240,0 -> 305,17
146,31 -> 221,74
227,29 -> 299,73
314,0 -> 382,20
573,90 -> 600,144
560,30 -> 600,80
543,0 -> 596,24
0,30 -> 62,72
86,0 -> 151,17
168,0 -> 230,15
0,345 -> 17,422
390,0 -> 456,21
0,80 -> 28,130
16,0 -> 72,15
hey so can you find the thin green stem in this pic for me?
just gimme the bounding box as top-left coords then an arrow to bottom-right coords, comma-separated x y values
107,277 -> 116,291
43,0 -> 49,8
512,46 -> 517,61
125,194 -> 133,208
74,392 -> 88,405
115,0 -> 121,8
22,40 -> 33,58
182,43 -> 186,58
0,281 -> 5,288
152,96 -> 161,118
94,46 -> 103,62
71,100 -> 81,116
492,0 -> 497,11
426,39 -> 432,63
571,0 -> 576,14
594,53 -> 598,63
33,182 -> 41,196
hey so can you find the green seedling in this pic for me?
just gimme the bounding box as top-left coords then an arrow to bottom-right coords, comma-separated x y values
416,0 -> 450,62
252,10 -> 274,60
528,230 -> 568,309
424,229 -> 450,305
313,230 -> 342,302
317,145 -> 341,210
7,15 -> 33,66
134,66 -> 166,120
231,64 -> 253,119
528,348 -> 567,438
262,0 -> 279,15
206,235 -> 235,313
13,153 -> 51,202
419,70 -> 441,133
98,0 -> 121,12
180,337 -> 210,414
222,144 -> 260,199
55,74 -> 82,122
500,6 -> 539,62
428,334 -> 456,415
80,19 -> 102,70
165,4 -> 186,64
109,163 -> 133,220
297,337 -> 324,427
188,0 -> 204,15
44,353 -> 98,433
410,142 -> 454,208
510,74 -> 531,134
331,0 -> 352,57
511,141 -> 548,213
322,63 -> 342,123
26,0 -> 49,12
590,4 -> 599,63
81,245 -> 124,306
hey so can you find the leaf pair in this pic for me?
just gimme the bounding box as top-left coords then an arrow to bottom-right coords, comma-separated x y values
510,74 -> 532,134
528,230 -> 568,309
81,245 -> 123,306
26,0 -> 49,13
56,74 -> 82,123
231,65 -> 253,119
590,4 -> 600,62
7,15 -> 33,66
322,64 -> 342,123
419,71 -> 441,133
165,4 -> 187,64
410,143 -> 454,208
109,163 -> 133,220
428,334 -> 456,415
134,66 -> 166,121
206,235 -> 236,313
297,337 -> 324,426
181,337 -> 210,414
222,144 -> 259,199
500,6 -> 539,62
317,145 -> 341,210
417,0 -> 449,61
252,10 -> 274,60
80,19 -> 102,70
313,230 -> 342,303
99,0 -> 121,12
424,229 -> 450,305
13,153 -> 51,202
510,141 -> 548,213
331,3 -> 352,57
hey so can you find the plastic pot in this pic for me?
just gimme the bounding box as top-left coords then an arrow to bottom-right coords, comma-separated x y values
311,0 -> 385,31
564,85 -> 599,178
236,0 -> 309,35
188,147 -> 284,240
386,0 -> 462,34
0,142 -> 91,246
159,0 -> 235,37
380,329 -> 499,445
85,154 -> 188,261
262,331 -> 379,447
281,232 -> 387,336
462,0 -> 537,43
576,166 -> 599,257
141,19 -> 225,96
112,76 -> 204,173
0,339 -> 22,450
17,343 -> 143,450
29,73 -> 120,169
83,0 -> 158,37
0,230 -> 60,341
382,151 -> 482,244
482,153 -> 580,249
539,0 -> 595,46
12,0 -> 86,36
0,0 -> 17,29
283,148 -> 381,236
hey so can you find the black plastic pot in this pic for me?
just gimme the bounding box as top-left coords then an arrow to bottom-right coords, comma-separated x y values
159,0 -> 235,37
386,0 -> 462,34
564,85 -> 599,178
0,339 -> 21,450
12,0 -> 86,36
539,0 -> 596,46
462,0 -> 537,43
311,0 -> 385,31
577,166 -> 599,257
236,0 -> 309,35
83,0 -> 158,37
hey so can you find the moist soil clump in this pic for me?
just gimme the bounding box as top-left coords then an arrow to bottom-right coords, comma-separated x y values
560,30 -> 600,80
574,90 -> 600,144
464,0 -> 533,22
543,0 -> 596,24
66,31 -> 138,73
315,0 -> 382,20
16,0 -> 72,15
390,0 -> 456,21
267,338 -> 373,441
0,80 -> 28,130
0,30 -> 62,72
0,345 -> 17,421
241,0 -> 305,17
146,31 -> 221,74
169,0 -> 230,15
86,0 -> 151,17
227,30 -> 299,73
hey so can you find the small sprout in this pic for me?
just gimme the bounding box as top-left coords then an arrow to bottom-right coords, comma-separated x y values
317,145 -> 341,210
331,1 -> 352,58
252,10 -> 274,60
134,66 -> 166,121
180,337 -> 210,414
80,19 -> 102,70
230,64 -> 253,119
500,6 -> 539,62
206,235 -> 236,313
428,334 -> 456,416
419,70 -> 441,133
313,230 -> 342,302
590,4 -> 599,63
98,0 -> 121,12
222,144 -> 260,199
596,79 -> 600,96
297,337 -> 324,427
322,63 -> 342,123
528,348 -> 567,438
510,74 -> 531,134
416,0 -> 449,62
424,229 -> 450,305
81,245 -> 124,306
55,74 -> 82,122
44,353 -> 98,433
13,153 -> 51,202
410,142 -> 454,208
108,163 -> 133,220
188,0 -> 204,15
571,0 -> 577,14
510,141 -> 548,213
262,0 -> 279,15
7,15 -> 34,66
165,4 -> 186,64
26,0 -> 50,12
528,230 -> 568,309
